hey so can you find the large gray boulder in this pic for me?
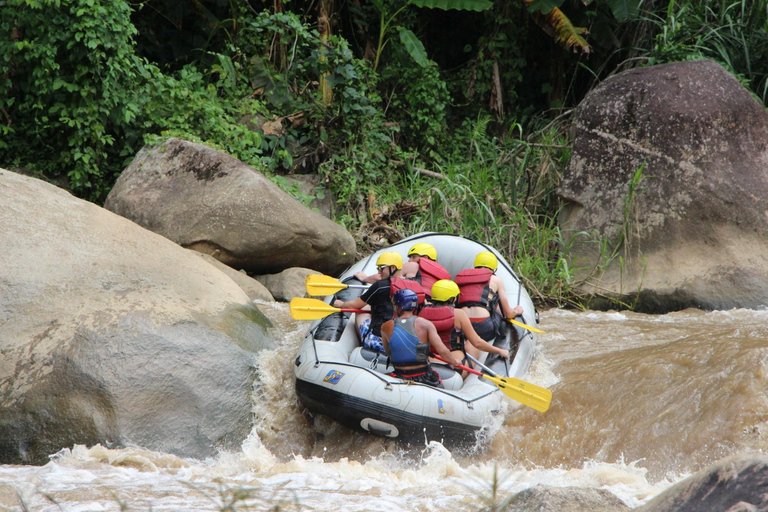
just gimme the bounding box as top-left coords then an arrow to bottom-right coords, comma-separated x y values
190,250 -> 274,302
558,60 -> 768,312
104,138 -> 356,276
255,267 -> 321,301
636,453 -> 768,512
510,485 -> 630,512
0,169 -> 272,465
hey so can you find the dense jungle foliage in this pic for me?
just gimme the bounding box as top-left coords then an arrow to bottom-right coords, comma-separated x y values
2,0 -> 768,305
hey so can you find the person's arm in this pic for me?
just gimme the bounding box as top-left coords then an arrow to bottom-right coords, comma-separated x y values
381,320 -> 394,354
492,276 -> 524,319
455,309 -> 509,359
334,280 -> 381,309
418,319 -> 461,367
354,271 -> 381,284
333,296 -> 367,309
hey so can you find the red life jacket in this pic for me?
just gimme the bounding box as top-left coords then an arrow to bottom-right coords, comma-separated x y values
414,258 -> 451,297
390,277 -> 426,307
455,268 -> 494,310
418,305 -> 456,351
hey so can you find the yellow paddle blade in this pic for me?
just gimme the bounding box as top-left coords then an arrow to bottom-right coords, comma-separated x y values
305,274 -> 348,296
434,353 -> 552,413
508,317 -> 546,334
290,297 -> 342,320
482,374 -> 552,412
495,375 -> 551,402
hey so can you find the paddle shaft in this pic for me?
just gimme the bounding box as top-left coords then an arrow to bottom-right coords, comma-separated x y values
305,275 -> 369,296
508,316 -> 545,334
433,354 -> 491,379
465,353 -> 499,377
290,297 -> 370,320
433,354 -> 552,412
308,282 -> 369,290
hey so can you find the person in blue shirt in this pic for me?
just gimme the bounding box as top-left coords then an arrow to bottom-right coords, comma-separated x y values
381,289 -> 460,388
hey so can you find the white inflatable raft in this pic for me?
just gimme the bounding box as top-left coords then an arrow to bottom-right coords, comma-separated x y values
293,232 -> 539,446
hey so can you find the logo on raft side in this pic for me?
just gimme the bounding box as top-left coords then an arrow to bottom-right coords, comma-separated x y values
324,370 -> 345,384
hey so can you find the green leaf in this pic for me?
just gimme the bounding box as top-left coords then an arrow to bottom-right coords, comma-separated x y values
216,53 -> 237,89
409,0 -> 492,11
604,0 -> 641,21
526,0 -> 563,14
398,27 -> 430,67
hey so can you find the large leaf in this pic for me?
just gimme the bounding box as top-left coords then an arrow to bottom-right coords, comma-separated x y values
523,0 -> 590,53
546,7 -> 590,53
398,27 -> 430,67
604,0 -> 642,21
526,0 -> 563,14
409,0 -> 492,11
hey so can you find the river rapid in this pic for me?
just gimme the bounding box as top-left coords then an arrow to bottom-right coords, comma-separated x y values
3,302 -> 768,511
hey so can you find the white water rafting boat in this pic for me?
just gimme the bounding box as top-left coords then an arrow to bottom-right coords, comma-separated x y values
292,232 -> 545,446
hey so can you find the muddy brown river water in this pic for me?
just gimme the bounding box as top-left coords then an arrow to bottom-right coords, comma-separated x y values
3,303 -> 767,511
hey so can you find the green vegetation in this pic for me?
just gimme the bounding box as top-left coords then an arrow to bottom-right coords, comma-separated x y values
2,0 -> 767,307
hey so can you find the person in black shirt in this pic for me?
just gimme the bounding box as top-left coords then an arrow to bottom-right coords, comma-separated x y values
333,252 -> 402,352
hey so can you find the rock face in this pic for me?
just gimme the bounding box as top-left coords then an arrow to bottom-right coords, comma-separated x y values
190,250 -> 274,302
636,453 -> 768,512
0,169 -> 272,465
104,138 -> 356,276
255,267 -> 321,301
511,485 -> 630,512
558,60 -> 768,312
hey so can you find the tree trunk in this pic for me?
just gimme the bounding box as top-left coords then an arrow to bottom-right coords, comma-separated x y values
318,0 -> 334,107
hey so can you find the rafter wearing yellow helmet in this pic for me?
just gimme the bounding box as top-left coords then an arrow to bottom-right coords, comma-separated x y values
352,251 -> 403,284
334,250 -> 404,353
455,251 -> 525,344
407,242 -> 438,261
419,279 -> 511,379
376,251 -> 403,269
473,251 -> 498,272
402,242 -> 450,298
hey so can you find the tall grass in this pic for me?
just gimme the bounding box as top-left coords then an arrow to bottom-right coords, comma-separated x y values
364,114 -> 580,307
643,0 -> 768,104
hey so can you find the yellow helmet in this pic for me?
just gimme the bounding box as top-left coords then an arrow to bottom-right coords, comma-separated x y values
407,242 -> 437,261
376,251 -> 403,270
474,251 -> 498,271
431,279 -> 460,302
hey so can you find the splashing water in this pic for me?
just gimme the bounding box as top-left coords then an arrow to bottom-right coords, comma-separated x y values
4,303 -> 768,510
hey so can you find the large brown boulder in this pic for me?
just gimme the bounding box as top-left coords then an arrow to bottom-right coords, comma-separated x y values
558,60 -> 768,312
254,267 -> 321,301
104,138 -> 356,276
0,169 -> 272,464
